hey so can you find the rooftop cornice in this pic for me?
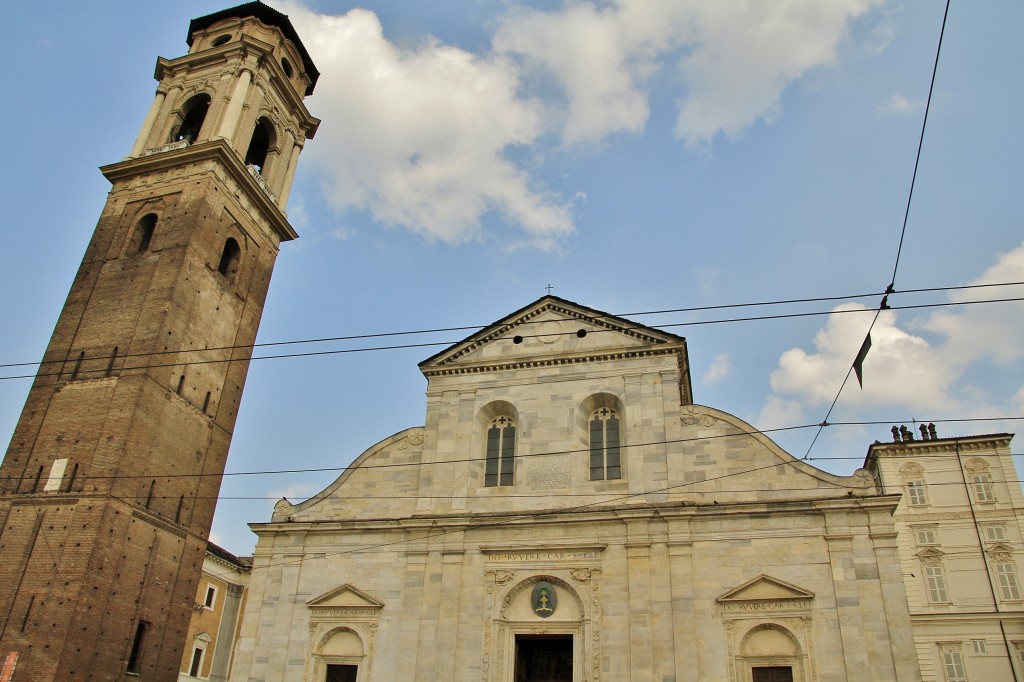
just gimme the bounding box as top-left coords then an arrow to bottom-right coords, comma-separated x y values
867,434 -> 1013,457
101,139 -> 298,242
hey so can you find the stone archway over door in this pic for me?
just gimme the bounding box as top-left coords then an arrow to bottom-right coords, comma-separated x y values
484,569 -> 601,682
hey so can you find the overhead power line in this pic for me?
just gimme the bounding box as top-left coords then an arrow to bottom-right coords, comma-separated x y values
1,290 -> 1020,382
803,0 -> 953,460
3,416 -> 1018,485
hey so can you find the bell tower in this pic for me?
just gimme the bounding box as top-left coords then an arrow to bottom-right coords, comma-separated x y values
0,3 -> 318,680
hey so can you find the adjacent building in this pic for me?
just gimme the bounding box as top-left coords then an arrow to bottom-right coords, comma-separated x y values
179,543 -> 252,682
867,430 -> 1024,680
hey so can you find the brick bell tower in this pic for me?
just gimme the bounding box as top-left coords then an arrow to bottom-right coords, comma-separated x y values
0,4 -> 318,680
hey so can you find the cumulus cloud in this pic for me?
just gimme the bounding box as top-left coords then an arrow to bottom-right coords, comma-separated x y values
276,0 -> 886,243
495,0 -> 882,146
702,353 -> 733,386
281,4 -> 573,247
758,242 -> 1024,428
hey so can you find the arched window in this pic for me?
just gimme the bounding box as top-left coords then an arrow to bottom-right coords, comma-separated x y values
245,117 -> 275,173
485,416 -> 516,487
589,408 -> 621,480
217,238 -> 241,281
212,34 -> 231,47
173,95 -> 211,144
131,214 -> 157,252
281,57 -> 294,78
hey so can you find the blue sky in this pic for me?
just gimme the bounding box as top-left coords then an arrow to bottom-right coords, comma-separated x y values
1,1 -> 1022,555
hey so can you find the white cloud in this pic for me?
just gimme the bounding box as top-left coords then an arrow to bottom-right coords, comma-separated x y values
878,93 -> 918,114
702,353 -> 733,386
280,4 -> 573,248
924,242 -> 1024,365
267,482 -> 320,503
758,395 -> 807,431
276,0 -> 887,243
495,0 -> 883,147
759,242 -> 1024,428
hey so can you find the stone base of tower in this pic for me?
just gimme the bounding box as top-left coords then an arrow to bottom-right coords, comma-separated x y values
0,495 -> 207,681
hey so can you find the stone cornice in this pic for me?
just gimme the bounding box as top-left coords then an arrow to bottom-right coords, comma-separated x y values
252,493 -> 898,535
421,345 -> 683,377
101,139 -> 298,242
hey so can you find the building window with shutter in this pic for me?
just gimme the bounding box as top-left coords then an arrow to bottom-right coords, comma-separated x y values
972,473 -> 996,502
907,480 -> 927,506
995,562 -> 1022,600
925,566 -> 949,603
939,647 -> 966,682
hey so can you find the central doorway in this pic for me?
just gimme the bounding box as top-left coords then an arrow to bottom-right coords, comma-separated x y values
514,635 -> 572,682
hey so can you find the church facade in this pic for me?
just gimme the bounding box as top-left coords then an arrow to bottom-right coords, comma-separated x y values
229,296 -> 924,682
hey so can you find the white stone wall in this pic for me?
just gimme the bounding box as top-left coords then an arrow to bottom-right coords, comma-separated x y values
230,297 -> 920,681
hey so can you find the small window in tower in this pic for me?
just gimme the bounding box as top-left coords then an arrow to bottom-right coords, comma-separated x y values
281,57 -> 294,78
132,213 -> 157,252
217,238 -> 241,281
173,94 -> 211,144
204,585 -> 217,609
212,34 -> 231,47
245,118 -> 274,174
127,621 -> 148,674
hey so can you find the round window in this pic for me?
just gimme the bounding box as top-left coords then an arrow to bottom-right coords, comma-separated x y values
281,57 -> 293,78
212,34 -> 231,47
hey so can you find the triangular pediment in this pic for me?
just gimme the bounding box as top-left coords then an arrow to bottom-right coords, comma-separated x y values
717,574 -> 814,603
306,584 -> 383,609
419,295 -> 687,373
915,547 -> 946,561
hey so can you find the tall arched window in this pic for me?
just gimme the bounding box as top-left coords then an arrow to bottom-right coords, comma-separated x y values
589,408 -> 621,480
217,238 -> 241,281
245,117 -> 275,173
173,94 -> 211,144
131,214 -> 157,252
485,416 -> 516,487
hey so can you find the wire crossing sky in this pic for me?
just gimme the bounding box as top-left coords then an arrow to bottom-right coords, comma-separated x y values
1,0 -> 1022,554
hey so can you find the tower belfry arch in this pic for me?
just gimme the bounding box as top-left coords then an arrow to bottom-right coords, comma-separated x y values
0,3 -> 318,680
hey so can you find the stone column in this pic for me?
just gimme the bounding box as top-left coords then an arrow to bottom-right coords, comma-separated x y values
625,519 -> 653,680
129,89 -> 167,157
824,511 -> 871,678
277,142 -> 303,208
217,68 -> 253,143
398,543 -> 428,676
870,519 -> 922,680
208,582 -> 244,682
668,522 -> 698,681
268,128 -> 295,196
648,517 -> 674,681
435,548 -> 466,681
